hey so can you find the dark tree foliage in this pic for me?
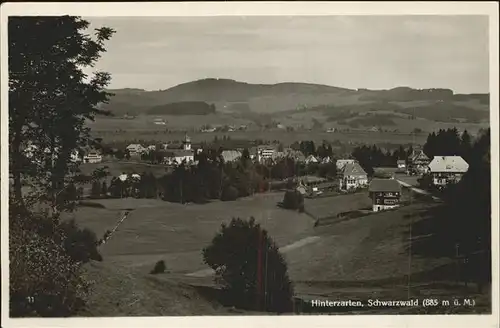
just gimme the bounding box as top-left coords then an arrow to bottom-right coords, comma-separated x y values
351,144 -> 413,175
282,190 -> 305,211
101,181 -> 108,196
203,218 -> 294,313
8,16 -> 114,317
9,201 -> 91,317
423,128 -> 464,159
9,16 -> 115,211
221,185 -> 239,201
59,219 -> 103,263
150,260 -> 167,274
90,181 -> 102,198
417,129 -> 491,287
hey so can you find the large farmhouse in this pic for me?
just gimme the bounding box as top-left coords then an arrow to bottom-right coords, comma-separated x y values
336,159 -> 356,171
126,144 -> 146,156
407,149 -> 430,175
339,161 -> 368,190
221,150 -> 242,163
428,155 -> 469,187
368,178 -> 402,212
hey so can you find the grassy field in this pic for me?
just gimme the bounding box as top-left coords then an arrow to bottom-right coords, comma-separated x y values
71,192 -> 315,274
91,128 -> 432,145
70,186 -> 490,315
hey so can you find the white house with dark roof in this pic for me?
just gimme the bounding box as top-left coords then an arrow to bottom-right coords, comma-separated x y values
221,150 -> 242,163
369,178 -> 402,212
126,144 -> 146,156
83,151 -> 102,163
428,155 -> 469,187
339,162 -> 368,190
336,159 -> 356,171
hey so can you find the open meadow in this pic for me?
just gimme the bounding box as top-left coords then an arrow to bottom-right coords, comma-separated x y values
67,184 -> 490,314
87,113 -> 488,146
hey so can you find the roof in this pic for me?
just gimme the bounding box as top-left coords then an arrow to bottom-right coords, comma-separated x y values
341,162 -> 367,177
127,144 -> 143,148
221,150 -> 242,162
369,179 -> 402,193
336,159 -> 356,169
409,150 -> 429,162
306,155 -> 318,162
428,156 -> 469,173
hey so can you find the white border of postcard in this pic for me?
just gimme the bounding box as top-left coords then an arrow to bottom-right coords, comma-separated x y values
1,2 -> 499,328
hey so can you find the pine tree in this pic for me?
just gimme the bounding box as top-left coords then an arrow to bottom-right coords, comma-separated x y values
90,181 -> 101,198
101,181 -> 108,196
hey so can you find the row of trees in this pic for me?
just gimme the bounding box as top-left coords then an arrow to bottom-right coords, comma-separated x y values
423,128 -> 474,161
426,129 -> 491,287
94,152 -> 340,204
351,144 -> 415,176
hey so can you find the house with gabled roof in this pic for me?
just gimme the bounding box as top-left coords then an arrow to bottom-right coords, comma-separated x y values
221,150 -> 242,163
305,154 -> 319,164
428,155 -> 469,187
336,159 -> 356,171
126,144 -> 146,156
407,149 -> 430,174
339,161 -> 368,190
369,178 -> 402,212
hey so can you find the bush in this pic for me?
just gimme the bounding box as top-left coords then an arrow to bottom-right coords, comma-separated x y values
59,220 -> 103,263
90,181 -> 101,198
9,207 -> 89,317
220,185 -> 239,201
202,217 -> 294,313
282,190 -> 304,211
150,260 -> 166,274
102,229 -> 112,243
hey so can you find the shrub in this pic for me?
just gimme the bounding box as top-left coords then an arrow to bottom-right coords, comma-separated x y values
417,173 -> 433,190
90,181 -> 101,198
282,190 -> 304,211
203,217 -> 294,313
220,185 -> 239,201
9,207 -> 89,317
102,229 -> 112,242
150,260 -> 166,274
59,220 -> 103,263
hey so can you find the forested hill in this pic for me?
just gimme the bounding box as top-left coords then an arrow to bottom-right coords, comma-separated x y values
146,102 -> 215,116
100,78 -> 489,116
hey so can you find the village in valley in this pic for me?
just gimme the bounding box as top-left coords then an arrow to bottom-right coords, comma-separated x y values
7,13 -> 493,318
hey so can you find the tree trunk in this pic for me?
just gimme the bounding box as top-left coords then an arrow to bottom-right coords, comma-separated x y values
10,127 -> 24,203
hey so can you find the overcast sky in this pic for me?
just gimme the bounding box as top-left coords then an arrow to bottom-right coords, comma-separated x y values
86,15 -> 489,94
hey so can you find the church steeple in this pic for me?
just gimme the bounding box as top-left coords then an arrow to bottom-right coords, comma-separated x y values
183,134 -> 191,151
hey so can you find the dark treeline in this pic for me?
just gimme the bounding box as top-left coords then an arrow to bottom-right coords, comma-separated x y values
96,148 -> 339,204
423,128 -> 474,162
351,144 -> 414,176
415,129 -> 491,289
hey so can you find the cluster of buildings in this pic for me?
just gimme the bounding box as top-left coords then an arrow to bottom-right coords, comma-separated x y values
333,149 -> 470,213
23,144 -> 103,164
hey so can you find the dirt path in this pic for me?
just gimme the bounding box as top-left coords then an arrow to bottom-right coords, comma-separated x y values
100,210 -> 133,245
397,179 -> 441,201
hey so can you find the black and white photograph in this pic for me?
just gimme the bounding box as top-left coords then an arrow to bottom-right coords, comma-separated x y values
1,2 -> 499,328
